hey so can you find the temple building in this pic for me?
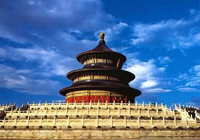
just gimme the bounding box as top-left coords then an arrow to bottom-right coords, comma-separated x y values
60,33 -> 141,103
0,33 -> 200,139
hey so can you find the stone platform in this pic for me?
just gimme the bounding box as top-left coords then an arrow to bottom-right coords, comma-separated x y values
0,129 -> 200,139
0,102 -> 200,139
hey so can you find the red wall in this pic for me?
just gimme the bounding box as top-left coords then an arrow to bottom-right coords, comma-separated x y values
65,96 -> 128,103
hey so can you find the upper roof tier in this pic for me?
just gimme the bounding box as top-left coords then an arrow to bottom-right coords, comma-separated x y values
76,33 -> 126,68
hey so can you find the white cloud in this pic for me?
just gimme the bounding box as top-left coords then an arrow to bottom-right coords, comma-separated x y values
0,64 -> 62,95
96,22 -> 128,41
126,59 -> 156,77
0,0 -> 115,58
145,88 -> 172,93
177,87 -> 199,92
125,56 -> 171,93
0,1 -> 129,95
176,64 -> 200,92
185,65 -> 200,87
141,80 -> 158,88
131,10 -> 200,49
0,47 -> 79,76
158,56 -> 172,64
126,59 -> 164,84
0,48 -> 6,57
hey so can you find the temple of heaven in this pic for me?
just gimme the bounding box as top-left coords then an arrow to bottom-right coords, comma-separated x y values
60,33 -> 141,103
1,33 -> 200,140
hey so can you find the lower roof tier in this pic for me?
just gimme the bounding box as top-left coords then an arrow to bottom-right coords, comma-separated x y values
59,81 -> 141,97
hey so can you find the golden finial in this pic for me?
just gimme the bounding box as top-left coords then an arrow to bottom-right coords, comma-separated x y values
100,32 -> 105,40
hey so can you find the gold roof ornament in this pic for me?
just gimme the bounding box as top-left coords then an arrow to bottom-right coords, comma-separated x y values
100,32 -> 105,40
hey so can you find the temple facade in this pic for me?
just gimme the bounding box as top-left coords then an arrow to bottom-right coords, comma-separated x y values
60,33 -> 141,103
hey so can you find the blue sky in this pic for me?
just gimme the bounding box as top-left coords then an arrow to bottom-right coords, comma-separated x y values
0,0 -> 200,107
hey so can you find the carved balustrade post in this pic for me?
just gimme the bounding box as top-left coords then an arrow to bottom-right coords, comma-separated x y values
39,101 -> 41,107
2,117 -> 6,127
36,108 -> 38,117
32,101 -> 35,107
97,107 -> 99,117
113,100 -> 116,109
89,100 -> 92,108
110,116 -> 113,128
150,117 -> 154,128
174,104 -> 177,110
55,108 -> 58,117
45,101 -> 48,109
148,108 -> 150,118
161,103 -> 163,110
59,101 -> 61,108
18,108 -> 21,117
74,101 -> 77,109
135,101 -> 138,110
66,107 -> 68,117
14,118 -> 17,127
185,118 -> 189,128
108,107 -> 110,117
96,116 -> 99,128
138,109 -> 141,117
105,100 -> 108,109
142,101 -> 145,109
124,116 -> 127,128
138,116 -> 140,128
129,107 -> 131,117
52,100 -> 54,108
118,107 -> 121,117
149,102 -> 151,110
156,108 -> 159,117
67,116 -> 70,127
26,116 -> 30,128
82,101 -> 84,108
128,101 -> 131,110
76,108 -> 78,117
121,100 -> 123,109
87,107 -> 89,117
97,100 -> 100,109
174,116 -> 177,128
53,115 -> 56,128
66,101 -> 69,109
155,102 -> 158,110
163,117 -> 166,128
40,116 -> 43,127
195,117 -> 199,128
82,116 -> 85,128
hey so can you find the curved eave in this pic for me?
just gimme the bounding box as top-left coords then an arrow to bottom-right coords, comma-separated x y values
59,84 -> 141,97
67,68 -> 135,83
76,51 -> 126,64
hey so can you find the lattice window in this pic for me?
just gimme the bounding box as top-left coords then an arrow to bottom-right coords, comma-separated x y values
84,58 -> 113,65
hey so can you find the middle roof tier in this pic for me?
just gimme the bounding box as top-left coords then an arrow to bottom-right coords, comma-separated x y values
67,67 -> 135,83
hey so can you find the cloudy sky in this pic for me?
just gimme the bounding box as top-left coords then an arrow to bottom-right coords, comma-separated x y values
0,0 -> 200,107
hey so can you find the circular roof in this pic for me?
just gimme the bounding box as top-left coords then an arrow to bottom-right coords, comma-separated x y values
77,33 -> 126,64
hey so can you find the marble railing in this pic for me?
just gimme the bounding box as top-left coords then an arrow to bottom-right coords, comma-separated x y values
175,104 -> 195,121
5,107 -> 181,120
196,111 -> 200,119
29,101 -> 166,111
0,116 -> 199,129
0,104 -> 15,111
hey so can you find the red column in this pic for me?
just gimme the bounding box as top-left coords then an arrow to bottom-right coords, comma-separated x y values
107,96 -> 110,103
125,96 -> 127,103
87,95 -> 90,103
